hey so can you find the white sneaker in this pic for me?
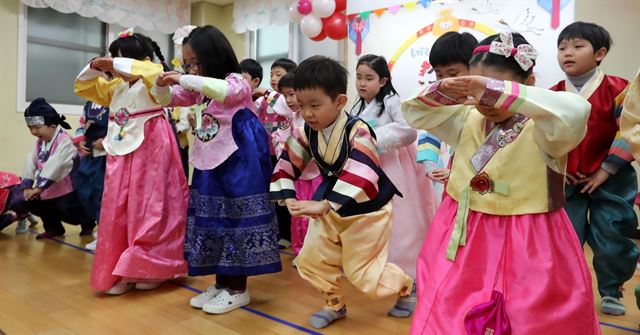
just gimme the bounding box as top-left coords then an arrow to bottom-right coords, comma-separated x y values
15,220 -> 29,234
135,281 -> 163,290
85,239 -> 98,251
105,281 -> 133,295
202,289 -> 250,314
190,285 -> 224,308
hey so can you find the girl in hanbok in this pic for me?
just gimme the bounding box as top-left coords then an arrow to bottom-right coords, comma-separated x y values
402,32 -> 599,335
74,29 -> 189,295
154,25 -> 281,315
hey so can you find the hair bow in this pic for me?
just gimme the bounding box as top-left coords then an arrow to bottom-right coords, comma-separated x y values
172,25 -> 197,45
118,27 -> 134,39
489,32 -> 537,71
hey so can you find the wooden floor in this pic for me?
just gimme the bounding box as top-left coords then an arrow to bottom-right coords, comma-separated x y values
1,224 -> 639,335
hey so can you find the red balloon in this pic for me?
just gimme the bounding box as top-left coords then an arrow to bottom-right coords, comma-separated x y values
310,29 -> 327,41
322,12 -> 346,40
334,0 -> 346,12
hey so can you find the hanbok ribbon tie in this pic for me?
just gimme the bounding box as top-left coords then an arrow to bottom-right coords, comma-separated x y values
446,174 -> 509,261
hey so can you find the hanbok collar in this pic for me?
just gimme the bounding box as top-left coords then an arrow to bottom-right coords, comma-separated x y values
564,67 -> 604,100
317,111 -> 349,165
38,126 -> 62,162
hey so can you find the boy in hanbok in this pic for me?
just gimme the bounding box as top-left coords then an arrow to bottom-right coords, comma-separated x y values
73,101 -> 108,250
255,58 -> 297,248
271,56 -> 413,329
417,32 -> 479,191
21,98 -> 95,239
551,21 -> 637,315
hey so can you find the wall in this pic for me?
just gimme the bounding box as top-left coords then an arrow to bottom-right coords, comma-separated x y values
575,0 -> 640,80
191,1 -> 246,59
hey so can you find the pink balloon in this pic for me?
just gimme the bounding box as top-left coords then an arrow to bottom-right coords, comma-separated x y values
297,0 -> 312,15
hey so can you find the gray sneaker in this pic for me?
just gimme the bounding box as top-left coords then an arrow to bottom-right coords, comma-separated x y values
601,296 -> 626,315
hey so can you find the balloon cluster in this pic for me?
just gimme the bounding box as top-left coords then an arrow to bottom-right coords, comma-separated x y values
289,0 -> 347,41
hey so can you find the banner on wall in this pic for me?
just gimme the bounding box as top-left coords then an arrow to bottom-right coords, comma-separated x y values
346,0 -> 574,97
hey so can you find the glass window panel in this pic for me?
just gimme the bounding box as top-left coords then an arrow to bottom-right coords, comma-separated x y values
26,43 -> 100,105
257,24 -> 289,59
27,7 -> 104,49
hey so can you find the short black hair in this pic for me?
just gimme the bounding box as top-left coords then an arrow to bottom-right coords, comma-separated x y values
558,21 -> 612,65
239,58 -> 263,85
272,58 -> 297,73
277,72 -> 295,91
470,32 -> 534,82
183,25 -> 240,80
109,32 -> 170,70
293,56 -> 347,99
429,32 -> 478,68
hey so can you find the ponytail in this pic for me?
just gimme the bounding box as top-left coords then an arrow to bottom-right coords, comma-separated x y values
150,40 -> 170,71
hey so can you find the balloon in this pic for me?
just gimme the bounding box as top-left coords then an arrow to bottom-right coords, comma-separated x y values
289,2 -> 303,23
310,29 -> 327,41
297,0 -> 312,15
311,0 -> 336,18
322,12 -> 347,40
300,15 -> 323,38
335,0 -> 346,12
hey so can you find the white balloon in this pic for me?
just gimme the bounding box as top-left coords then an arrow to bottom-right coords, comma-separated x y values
289,2 -> 303,23
311,0 -> 336,19
300,15 -> 323,38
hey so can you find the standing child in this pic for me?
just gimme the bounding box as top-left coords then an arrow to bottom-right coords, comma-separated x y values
154,25 -> 281,314
73,101 -> 108,250
255,58 -> 297,248
418,32 -> 479,191
349,54 -> 437,318
20,98 -> 95,239
271,72 -> 323,257
239,58 -> 263,101
551,21 -> 637,316
402,32 -> 599,334
271,56 -> 413,329
74,29 -> 189,295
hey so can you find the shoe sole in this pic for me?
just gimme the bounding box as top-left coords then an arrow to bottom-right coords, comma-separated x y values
602,308 -> 625,316
202,299 -> 250,314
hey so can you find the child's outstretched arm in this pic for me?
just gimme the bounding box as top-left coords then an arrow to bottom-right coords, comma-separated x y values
401,82 -> 470,150
74,58 -> 119,107
374,95 -> 417,153
154,73 -> 253,110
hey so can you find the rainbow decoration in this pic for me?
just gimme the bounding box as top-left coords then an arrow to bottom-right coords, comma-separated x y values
388,18 -> 496,72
